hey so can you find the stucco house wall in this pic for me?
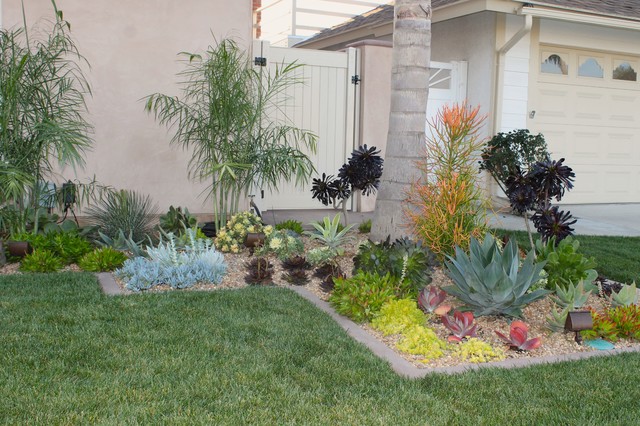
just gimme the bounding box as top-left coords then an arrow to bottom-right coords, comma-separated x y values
431,12 -> 496,131
1,0 -> 252,216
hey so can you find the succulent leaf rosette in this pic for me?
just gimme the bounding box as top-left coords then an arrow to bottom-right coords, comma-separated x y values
214,211 -> 273,253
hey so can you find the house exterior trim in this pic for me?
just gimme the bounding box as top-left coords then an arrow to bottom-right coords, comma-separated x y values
520,5 -> 640,31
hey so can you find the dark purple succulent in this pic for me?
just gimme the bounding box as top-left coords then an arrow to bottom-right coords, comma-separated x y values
505,170 -> 537,214
310,173 -> 337,206
531,206 -> 577,242
529,158 -> 575,203
329,178 -> 351,201
313,145 -> 383,206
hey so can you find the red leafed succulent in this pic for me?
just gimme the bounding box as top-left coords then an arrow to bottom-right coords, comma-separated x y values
495,320 -> 542,351
418,285 -> 451,315
441,311 -> 477,343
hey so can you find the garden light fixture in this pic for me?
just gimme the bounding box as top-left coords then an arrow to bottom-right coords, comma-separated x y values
564,311 -> 593,344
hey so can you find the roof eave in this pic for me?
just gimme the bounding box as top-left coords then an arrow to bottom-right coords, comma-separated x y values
523,1 -> 640,24
520,3 -> 640,30
296,0 -> 518,49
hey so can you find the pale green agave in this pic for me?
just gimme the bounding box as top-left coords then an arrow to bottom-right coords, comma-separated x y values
551,280 -> 592,309
444,234 -> 549,317
609,282 -> 638,307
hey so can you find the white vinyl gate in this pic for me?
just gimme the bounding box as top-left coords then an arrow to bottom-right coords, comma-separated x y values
252,40 -> 467,211
253,40 -> 358,211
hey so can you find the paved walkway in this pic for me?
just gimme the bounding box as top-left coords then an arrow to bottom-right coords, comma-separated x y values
263,203 -> 640,237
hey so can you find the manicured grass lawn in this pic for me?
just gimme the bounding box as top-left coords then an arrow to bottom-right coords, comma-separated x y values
3,272 -> 640,424
494,229 -> 640,284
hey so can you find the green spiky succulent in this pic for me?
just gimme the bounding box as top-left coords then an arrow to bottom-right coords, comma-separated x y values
609,282 -> 638,308
443,234 -> 549,317
551,280 -> 593,310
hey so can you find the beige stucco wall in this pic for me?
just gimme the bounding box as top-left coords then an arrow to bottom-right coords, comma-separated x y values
1,0 -> 252,216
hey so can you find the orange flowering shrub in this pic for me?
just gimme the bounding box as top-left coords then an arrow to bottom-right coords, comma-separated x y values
405,103 -> 489,259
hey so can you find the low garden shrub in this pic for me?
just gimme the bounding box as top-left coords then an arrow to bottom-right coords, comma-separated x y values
78,247 -> 128,272
116,229 -> 227,291
405,103 -> 488,260
329,271 -> 397,322
353,236 -> 434,292
535,236 -> 597,291
19,249 -> 64,273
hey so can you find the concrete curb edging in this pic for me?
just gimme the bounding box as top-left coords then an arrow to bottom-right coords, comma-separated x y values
288,286 -> 640,378
96,274 -> 640,378
97,272 -> 122,296
289,286 -> 425,378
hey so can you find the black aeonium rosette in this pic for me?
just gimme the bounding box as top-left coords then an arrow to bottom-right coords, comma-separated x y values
529,158 -> 575,202
311,145 -> 384,205
505,169 -> 537,214
532,206 -> 577,242
310,173 -> 337,206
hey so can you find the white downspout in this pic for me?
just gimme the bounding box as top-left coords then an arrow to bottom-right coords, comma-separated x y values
489,12 -> 532,203
493,13 -> 532,134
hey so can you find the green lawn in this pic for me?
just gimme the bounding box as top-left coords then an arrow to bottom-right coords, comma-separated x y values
493,229 -> 640,284
2,272 -> 640,424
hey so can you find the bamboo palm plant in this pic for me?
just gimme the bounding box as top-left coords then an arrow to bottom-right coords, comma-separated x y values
144,39 -> 317,231
0,1 -> 93,232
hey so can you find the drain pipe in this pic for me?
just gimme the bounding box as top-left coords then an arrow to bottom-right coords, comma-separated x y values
493,13 -> 532,134
489,12 -> 532,204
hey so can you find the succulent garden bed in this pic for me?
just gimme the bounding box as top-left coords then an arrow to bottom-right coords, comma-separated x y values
5,225 -> 634,372
3,228 -> 639,371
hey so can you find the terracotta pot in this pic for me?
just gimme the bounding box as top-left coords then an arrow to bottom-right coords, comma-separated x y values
245,232 -> 266,249
6,241 -> 33,258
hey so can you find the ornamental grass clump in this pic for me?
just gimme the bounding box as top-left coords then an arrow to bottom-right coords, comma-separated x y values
405,103 -> 489,260
86,190 -> 158,243
444,234 -> 549,317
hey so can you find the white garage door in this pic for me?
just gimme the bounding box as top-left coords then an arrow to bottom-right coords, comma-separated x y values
529,46 -> 640,203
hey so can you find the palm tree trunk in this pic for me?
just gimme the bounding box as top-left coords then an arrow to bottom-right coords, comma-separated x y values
370,0 -> 432,241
